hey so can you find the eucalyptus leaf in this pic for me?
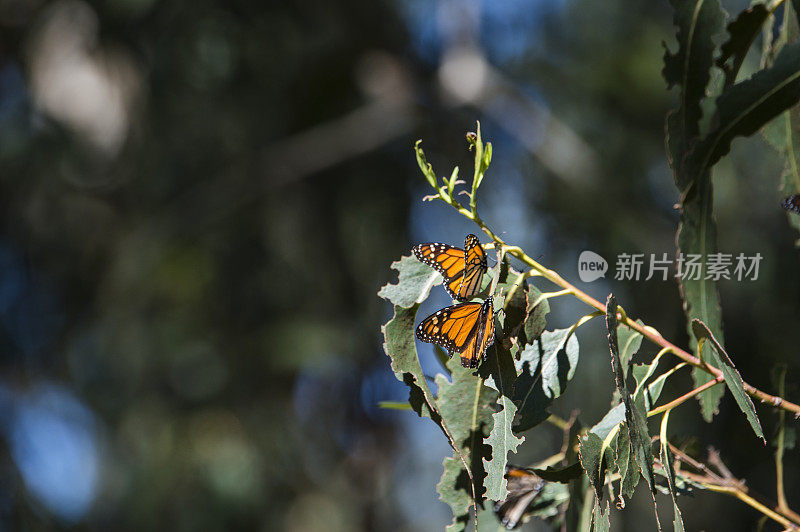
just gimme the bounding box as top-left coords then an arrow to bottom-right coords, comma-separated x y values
592,498 -> 610,532
381,304 -> 434,418
717,4 -> 770,87
435,356 -> 498,530
378,255 -> 441,308
617,319 -> 644,371
616,422 -> 639,501
692,319 -> 765,441
606,295 -> 659,524
481,344 -> 524,502
524,284 -> 550,343
579,432 -> 605,502
678,178 -> 726,422
513,328 -> 580,432
437,456 -> 472,532
664,0 -> 726,190
590,403 -> 626,440
688,41 -> 800,188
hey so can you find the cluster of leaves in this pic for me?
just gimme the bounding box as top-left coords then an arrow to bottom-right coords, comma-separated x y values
666,0 -> 800,418
379,1 -> 800,530
380,133 -> 582,530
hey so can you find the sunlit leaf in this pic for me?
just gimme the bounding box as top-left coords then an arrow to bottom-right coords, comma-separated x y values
513,328 -> 580,432
481,343 -> 524,502
589,403 -> 625,440
378,255 -> 441,308
435,356 -> 497,527
617,319 -> 644,372
377,401 -> 412,410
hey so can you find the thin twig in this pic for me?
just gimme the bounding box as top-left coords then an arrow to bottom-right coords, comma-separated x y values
647,376 -> 724,418
434,191 -> 800,417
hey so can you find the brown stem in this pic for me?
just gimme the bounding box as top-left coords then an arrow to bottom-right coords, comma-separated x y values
443,200 -> 800,417
647,376 -> 724,417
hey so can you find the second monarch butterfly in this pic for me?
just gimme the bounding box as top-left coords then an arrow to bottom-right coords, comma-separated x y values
416,297 -> 495,368
413,234 -> 487,301
783,194 -> 800,214
493,465 -> 546,529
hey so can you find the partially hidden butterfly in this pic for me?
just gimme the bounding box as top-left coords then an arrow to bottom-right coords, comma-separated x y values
416,297 -> 495,368
493,465 -> 546,529
782,194 -> 800,214
413,234 -> 487,301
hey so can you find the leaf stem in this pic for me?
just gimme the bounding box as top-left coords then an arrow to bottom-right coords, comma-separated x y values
647,375 -> 724,417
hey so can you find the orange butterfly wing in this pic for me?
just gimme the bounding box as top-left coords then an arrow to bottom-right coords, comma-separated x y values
415,297 -> 495,368
457,234 -> 487,301
412,234 -> 486,301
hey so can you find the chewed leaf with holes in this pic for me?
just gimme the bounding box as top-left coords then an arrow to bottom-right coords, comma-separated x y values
435,357 -> 497,530
480,342 -> 524,502
378,255 -> 441,308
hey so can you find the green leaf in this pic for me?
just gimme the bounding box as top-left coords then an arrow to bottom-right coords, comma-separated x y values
677,178 -> 726,421
513,328 -> 580,432
590,403 -> 626,440
437,456 -> 471,532
377,401 -> 412,410
435,356 -> 498,529
481,343 -> 525,501
606,295 -> 659,525
688,41 -> 800,189
523,284 -> 550,343
591,498 -> 610,532
659,410 -> 685,532
381,304 -> 434,418
579,432 -> 606,501
378,255 -> 441,308
717,4 -> 770,87
632,355 -> 669,411
498,276 -> 530,339
664,0 -> 727,190
616,422 -> 640,501
414,140 -> 438,188
617,319 -> 644,371
692,319 -> 765,441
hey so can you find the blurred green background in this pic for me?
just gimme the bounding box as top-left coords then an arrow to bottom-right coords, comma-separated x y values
0,0 -> 798,530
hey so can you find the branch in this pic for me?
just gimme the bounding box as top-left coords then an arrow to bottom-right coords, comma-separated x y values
430,186 -> 800,417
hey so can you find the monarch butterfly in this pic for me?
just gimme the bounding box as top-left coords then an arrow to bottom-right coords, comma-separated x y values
783,194 -> 800,214
493,465 -> 546,529
412,234 -> 487,301
416,297 -> 495,368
